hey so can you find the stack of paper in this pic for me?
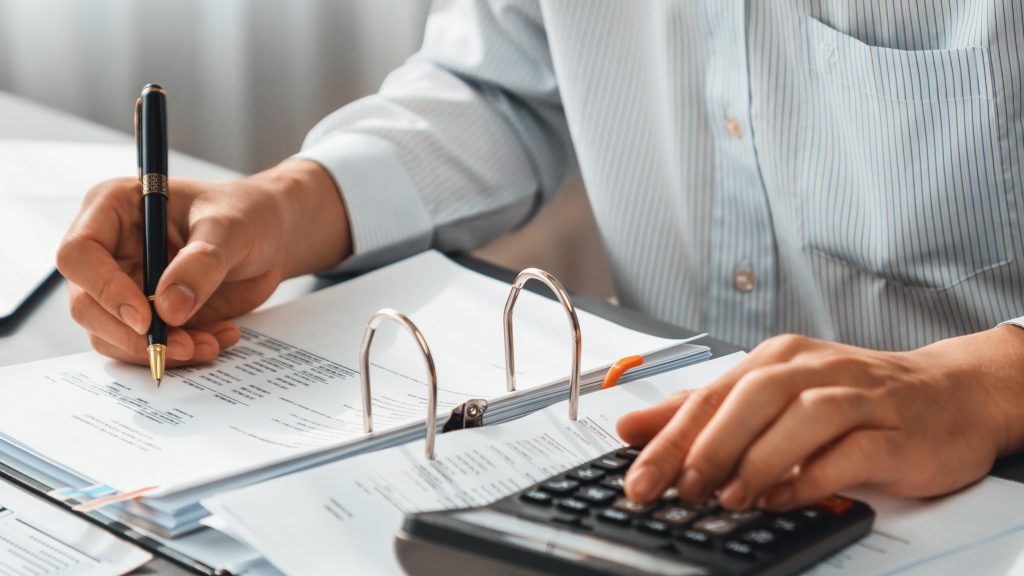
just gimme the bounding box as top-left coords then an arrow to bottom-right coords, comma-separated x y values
201,353 -> 1024,576
0,251 -> 708,538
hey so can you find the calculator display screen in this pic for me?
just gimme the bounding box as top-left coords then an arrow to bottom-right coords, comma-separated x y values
451,509 -> 709,576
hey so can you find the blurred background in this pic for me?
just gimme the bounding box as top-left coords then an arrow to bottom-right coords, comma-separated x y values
0,0 -> 612,297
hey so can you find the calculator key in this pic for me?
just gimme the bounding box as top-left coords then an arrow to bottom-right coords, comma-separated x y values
638,519 -> 671,537
723,510 -> 762,525
612,497 -> 656,515
601,475 -> 626,492
616,447 -> 642,461
541,479 -> 579,495
790,507 -> 826,524
769,516 -> 801,534
552,514 -> 589,529
593,457 -> 629,472
723,540 -> 756,560
685,498 -> 721,514
652,507 -> 697,526
568,467 -> 606,483
597,509 -> 631,525
520,490 -> 552,506
557,498 -> 590,514
576,486 -> 616,506
693,517 -> 738,536
661,487 -> 679,501
677,529 -> 713,548
818,495 -> 853,516
741,528 -> 778,548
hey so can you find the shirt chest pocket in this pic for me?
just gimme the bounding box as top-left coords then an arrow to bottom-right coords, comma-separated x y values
796,16 -> 1014,290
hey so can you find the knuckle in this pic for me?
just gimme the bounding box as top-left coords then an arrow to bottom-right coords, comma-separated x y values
68,291 -> 91,324
764,333 -> 809,357
186,240 -> 226,272
689,387 -> 727,420
732,368 -> 772,397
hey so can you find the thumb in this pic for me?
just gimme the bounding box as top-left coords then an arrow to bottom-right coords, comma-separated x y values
155,218 -> 247,326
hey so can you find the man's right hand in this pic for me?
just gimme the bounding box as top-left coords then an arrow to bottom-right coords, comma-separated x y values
56,159 -> 351,367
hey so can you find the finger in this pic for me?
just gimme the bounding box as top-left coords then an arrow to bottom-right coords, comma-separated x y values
720,387 -> 884,510
70,286 -> 152,358
760,430 -> 887,511
624,385 -> 728,503
616,391 -> 690,447
155,215 -> 250,326
684,364 -> 837,507
191,320 -> 242,351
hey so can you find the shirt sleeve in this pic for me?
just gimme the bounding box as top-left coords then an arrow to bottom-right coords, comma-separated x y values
999,317 -> 1024,330
296,0 -> 575,272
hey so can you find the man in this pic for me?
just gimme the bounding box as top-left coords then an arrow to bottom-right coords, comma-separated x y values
57,1 -> 1024,513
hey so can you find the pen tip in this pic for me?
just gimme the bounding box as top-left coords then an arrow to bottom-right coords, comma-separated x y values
156,378 -> 162,389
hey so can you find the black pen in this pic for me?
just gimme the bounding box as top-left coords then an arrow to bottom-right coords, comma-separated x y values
136,84 -> 168,388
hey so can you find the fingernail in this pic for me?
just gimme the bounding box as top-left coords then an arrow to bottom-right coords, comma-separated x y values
720,479 -> 749,510
163,284 -> 196,322
679,468 -> 705,501
168,339 -> 189,360
119,304 -> 146,334
763,484 -> 796,511
625,465 -> 660,501
194,342 -> 215,359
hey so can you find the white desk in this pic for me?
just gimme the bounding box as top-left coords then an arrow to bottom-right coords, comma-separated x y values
0,91 -> 319,575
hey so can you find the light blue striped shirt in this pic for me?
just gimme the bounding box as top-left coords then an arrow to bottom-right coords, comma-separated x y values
298,0 -> 1024,351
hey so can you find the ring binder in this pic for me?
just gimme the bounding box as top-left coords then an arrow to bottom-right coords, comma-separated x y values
359,308 -> 439,459
502,268 -> 583,421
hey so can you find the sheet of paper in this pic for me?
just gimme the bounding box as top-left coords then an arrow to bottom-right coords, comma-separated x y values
0,479 -> 150,575
894,525 -> 1024,575
202,353 -> 748,576
806,477 -> 1024,576
0,251 -> 699,497
0,138 -> 239,318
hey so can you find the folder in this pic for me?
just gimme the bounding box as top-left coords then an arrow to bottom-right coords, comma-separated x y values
0,251 -> 709,566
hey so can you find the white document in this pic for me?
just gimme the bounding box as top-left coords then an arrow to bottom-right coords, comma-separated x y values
0,251 -> 698,498
202,353 -> 748,576
0,480 -> 150,575
0,138 -> 239,319
806,477 -> 1024,576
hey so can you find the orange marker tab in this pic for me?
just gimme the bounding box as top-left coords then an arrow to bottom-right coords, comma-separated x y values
601,355 -> 645,390
817,495 -> 853,516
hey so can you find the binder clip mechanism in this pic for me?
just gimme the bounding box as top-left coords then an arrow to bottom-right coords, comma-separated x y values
442,399 -> 488,433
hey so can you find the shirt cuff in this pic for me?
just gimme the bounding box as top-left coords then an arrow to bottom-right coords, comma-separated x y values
998,317 -> 1024,330
295,132 -> 433,273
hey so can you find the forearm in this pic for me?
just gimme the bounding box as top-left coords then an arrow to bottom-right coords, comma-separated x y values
916,324 -> 1024,457
253,158 -> 352,279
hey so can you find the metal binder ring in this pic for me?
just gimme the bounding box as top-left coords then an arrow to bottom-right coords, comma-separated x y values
359,308 -> 439,459
503,269 -> 582,421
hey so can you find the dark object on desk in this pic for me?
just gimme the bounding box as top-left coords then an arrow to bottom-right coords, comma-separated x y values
395,447 -> 874,576
136,83 -> 169,387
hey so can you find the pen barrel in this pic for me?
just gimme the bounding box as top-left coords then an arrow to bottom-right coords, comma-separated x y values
139,86 -> 168,175
143,191 -> 168,345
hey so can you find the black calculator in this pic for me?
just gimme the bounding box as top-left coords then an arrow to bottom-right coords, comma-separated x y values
395,447 -> 874,576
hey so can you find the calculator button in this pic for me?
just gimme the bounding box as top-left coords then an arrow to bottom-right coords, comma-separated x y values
741,528 -> 778,547
652,507 -> 697,526
638,519 -> 671,537
723,540 -> 756,559
520,490 -> 552,506
552,514 -> 590,529
769,516 -> 800,534
660,487 -> 679,501
593,457 -> 629,472
557,498 -> 590,514
575,486 -> 616,506
597,509 -> 631,525
790,507 -> 825,524
541,479 -> 580,495
568,467 -> 606,483
677,529 -> 713,548
818,495 -> 853,515
723,510 -> 762,525
693,517 -> 738,536
601,475 -> 626,492
685,498 -> 721,514
612,497 -> 655,515
616,447 -> 642,461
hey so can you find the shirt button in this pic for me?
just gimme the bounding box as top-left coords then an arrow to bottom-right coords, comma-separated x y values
733,266 -> 756,292
724,116 -> 743,139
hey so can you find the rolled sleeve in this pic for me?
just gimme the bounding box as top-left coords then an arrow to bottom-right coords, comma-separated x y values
999,317 -> 1024,330
296,132 -> 433,272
